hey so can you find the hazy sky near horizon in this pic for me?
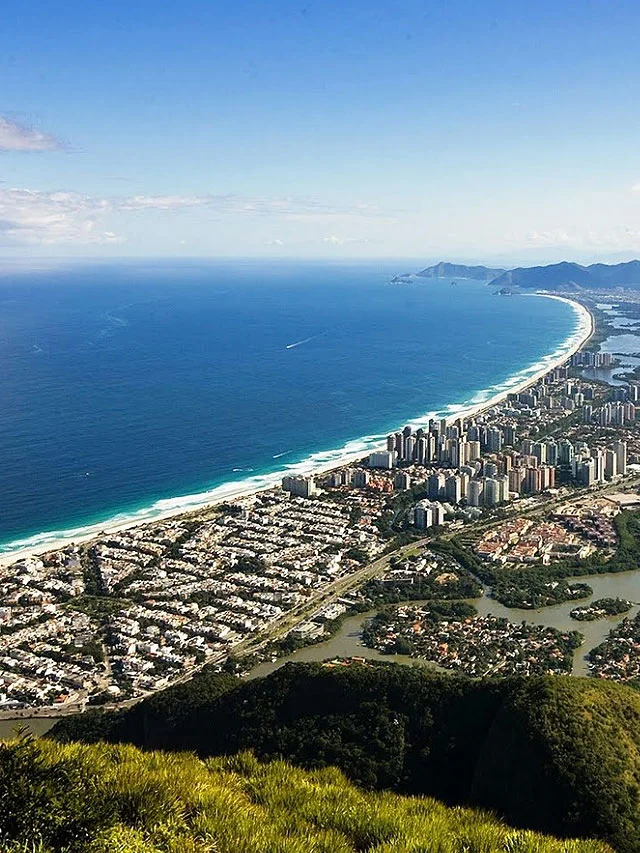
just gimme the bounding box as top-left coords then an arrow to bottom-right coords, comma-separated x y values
2,0 -> 640,263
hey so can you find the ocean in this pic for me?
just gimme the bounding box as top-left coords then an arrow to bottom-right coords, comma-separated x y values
0,260 -> 583,555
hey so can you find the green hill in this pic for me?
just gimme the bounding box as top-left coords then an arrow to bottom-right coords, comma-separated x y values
51,662 -> 640,852
0,734 -> 609,852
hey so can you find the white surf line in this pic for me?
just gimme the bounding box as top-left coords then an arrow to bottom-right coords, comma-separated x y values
0,296 -> 594,566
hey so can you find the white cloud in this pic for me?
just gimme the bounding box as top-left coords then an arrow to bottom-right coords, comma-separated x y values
524,227 -> 640,250
322,235 -> 369,246
524,229 -> 576,247
631,183 -> 640,194
0,186 -> 386,247
265,238 -> 284,246
0,116 -> 62,152
0,189 -> 121,245
119,195 -> 211,211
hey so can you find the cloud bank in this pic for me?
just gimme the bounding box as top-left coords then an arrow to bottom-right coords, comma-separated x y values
0,116 -> 62,152
0,187 -> 386,246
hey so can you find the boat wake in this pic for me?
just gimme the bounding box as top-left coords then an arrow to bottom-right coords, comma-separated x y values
285,334 -> 321,350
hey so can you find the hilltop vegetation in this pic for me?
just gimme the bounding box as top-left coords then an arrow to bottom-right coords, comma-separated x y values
52,662 -> 640,852
0,734 -> 608,853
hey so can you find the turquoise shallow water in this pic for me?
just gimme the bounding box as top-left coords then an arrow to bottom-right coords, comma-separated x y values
0,260 -> 581,555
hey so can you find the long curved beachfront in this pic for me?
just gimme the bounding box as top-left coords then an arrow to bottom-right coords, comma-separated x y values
0,295 -> 594,566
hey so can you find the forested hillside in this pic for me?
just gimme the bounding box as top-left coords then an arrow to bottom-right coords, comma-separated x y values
52,662 -> 640,852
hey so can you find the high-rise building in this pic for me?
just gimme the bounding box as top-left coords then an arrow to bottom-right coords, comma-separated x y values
486,427 -> 503,453
496,474 -> 511,502
451,437 -> 467,468
369,450 -> 397,469
351,469 -> 370,488
467,479 -> 484,507
413,501 -> 433,530
593,449 -> 606,483
404,435 -> 416,462
557,439 -> 575,465
431,502 -> 446,527
540,465 -> 555,490
386,434 -> 396,452
508,468 -> 524,493
484,478 -> 500,506
466,424 -> 480,442
445,474 -> 463,504
428,472 -> 446,499
524,467 -> 542,494
330,469 -> 351,487
613,440 -> 628,476
467,440 -> 481,462
521,438 -> 535,456
605,449 -> 618,480
394,471 -> 411,490
437,436 -> 450,465
503,424 -> 517,446
282,475 -> 318,498
545,441 -> 558,467
484,461 -> 499,478
415,436 -> 428,465
578,459 -> 596,487
533,442 -> 547,464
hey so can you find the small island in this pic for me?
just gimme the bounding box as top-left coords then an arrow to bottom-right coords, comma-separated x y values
570,597 -> 634,621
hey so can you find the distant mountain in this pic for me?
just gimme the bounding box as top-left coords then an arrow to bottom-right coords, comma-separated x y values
416,262 -> 506,281
490,261 -> 593,291
491,260 -> 640,291
587,259 -> 640,286
412,259 -> 640,291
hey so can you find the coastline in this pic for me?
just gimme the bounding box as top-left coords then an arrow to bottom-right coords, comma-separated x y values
0,294 -> 594,567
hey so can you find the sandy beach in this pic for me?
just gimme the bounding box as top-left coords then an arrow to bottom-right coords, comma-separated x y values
0,294 -> 594,567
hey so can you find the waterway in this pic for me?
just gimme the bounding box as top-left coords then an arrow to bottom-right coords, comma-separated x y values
245,569 -> 640,683
5,566 -> 639,740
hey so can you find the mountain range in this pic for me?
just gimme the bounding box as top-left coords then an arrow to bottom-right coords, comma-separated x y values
411,259 -> 640,291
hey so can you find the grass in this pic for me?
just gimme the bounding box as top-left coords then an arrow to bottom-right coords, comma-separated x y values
0,736 -> 612,853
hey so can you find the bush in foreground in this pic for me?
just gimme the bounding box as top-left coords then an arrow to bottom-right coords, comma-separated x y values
0,735 -> 609,853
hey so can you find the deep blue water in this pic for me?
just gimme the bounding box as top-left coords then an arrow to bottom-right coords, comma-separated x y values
0,260 -> 581,554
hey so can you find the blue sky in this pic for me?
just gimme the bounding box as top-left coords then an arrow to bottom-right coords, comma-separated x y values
2,0 -> 640,262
